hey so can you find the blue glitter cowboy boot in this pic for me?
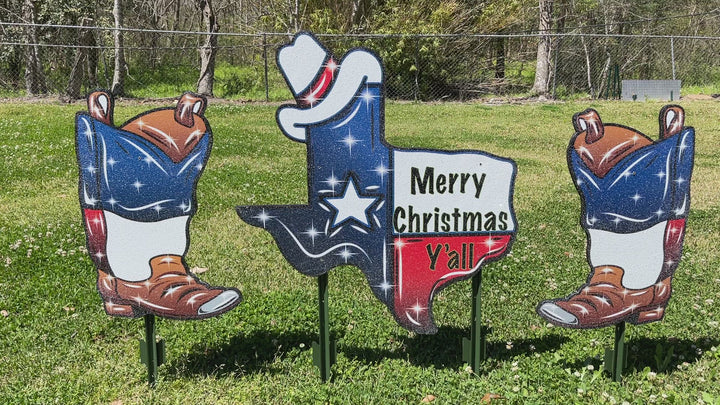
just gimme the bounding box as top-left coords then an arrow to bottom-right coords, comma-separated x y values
77,91 -> 241,319
537,106 -> 695,328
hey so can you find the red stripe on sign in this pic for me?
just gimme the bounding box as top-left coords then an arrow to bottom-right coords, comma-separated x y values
393,234 -> 512,330
298,59 -> 337,107
83,208 -> 109,271
662,218 -> 685,277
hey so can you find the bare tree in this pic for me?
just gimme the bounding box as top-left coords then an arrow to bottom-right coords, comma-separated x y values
22,0 -> 46,95
580,35 -> 594,99
531,0 -> 553,95
86,32 -> 99,89
112,0 -> 126,96
494,37 -> 505,79
66,18 -> 97,99
323,0 -> 373,31
291,0 -> 300,32
197,0 -> 219,96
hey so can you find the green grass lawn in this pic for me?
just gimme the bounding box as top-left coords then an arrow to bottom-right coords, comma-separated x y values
1,99 -> 720,404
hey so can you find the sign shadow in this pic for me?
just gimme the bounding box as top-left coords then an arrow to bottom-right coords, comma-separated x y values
164,329 -> 319,378
341,326 -> 569,370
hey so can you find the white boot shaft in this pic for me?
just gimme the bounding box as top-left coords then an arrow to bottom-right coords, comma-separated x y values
104,211 -> 189,281
587,221 -> 667,289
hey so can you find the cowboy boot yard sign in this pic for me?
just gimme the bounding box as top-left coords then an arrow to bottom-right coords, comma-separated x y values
537,106 -> 695,329
76,91 -> 241,320
237,33 -> 517,334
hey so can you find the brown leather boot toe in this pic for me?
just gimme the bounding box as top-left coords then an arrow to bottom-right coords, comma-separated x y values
537,266 -> 671,328
97,255 -> 241,320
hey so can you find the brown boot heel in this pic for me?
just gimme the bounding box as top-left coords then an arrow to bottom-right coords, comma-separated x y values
103,300 -> 144,317
633,306 -> 666,324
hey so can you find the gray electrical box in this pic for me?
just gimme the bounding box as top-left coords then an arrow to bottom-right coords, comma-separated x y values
622,80 -> 681,101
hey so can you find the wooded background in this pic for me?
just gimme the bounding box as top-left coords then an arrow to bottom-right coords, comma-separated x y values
1,0 -> 719,100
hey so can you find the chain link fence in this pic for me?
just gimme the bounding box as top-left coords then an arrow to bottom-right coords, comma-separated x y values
1,23 -> 719,101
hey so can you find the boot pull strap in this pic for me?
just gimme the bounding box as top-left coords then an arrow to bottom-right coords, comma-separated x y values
174,93 -> 206,128
87,91 -> 114,125
659,105 -> 684,139
573,109 -> 604,144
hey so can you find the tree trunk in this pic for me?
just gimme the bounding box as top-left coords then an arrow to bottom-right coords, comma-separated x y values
291,0 -> 300,32
494,37 -> 506,79
596,51 -> 612,99
581,36 -> 595,99
22,0 -> 47,95
111,0 -> 126,96
66,18 -> 95,99
86,28 -> 98,89
197,0 -> 219,96
8,48 -> 22,87
173,0 -> 182,31
66,47 -> 85,99
349,0 -> 369,29
532,0 -> 553,95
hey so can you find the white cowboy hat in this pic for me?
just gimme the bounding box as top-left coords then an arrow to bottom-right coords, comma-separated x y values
276,33 -> 383,142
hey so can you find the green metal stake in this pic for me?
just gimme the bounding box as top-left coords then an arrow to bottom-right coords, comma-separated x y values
312,273 -> 336,382
139,314 -> 165,386
604,321 -> 627,382
462,269 -> 489,372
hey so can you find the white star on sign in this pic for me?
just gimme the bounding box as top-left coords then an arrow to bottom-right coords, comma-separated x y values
325,177 -> 378,228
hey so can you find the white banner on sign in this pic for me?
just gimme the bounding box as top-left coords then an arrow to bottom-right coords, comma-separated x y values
392,150 -> 516,235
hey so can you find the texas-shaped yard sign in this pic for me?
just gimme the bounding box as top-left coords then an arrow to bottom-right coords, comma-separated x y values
237,33 -> 516,333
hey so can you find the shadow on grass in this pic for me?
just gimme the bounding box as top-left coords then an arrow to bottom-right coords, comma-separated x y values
166,326 -> 570,377
563,336 -> 720,375
342,326 -> 570,370
630,336 -> 719,374
165,329 -> 319,378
